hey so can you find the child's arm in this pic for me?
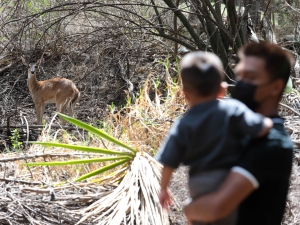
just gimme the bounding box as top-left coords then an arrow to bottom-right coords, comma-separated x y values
233,102 -> 274,138
256,117 -> 273,137
159,166 -> 174,209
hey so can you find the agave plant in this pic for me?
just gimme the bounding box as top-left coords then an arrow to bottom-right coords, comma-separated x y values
24,113 -> 137,182
23,112 -> 170,225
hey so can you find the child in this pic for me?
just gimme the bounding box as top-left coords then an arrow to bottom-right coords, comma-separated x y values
156,51 -> 273,225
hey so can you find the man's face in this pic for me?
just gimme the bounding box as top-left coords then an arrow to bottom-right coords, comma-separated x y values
234,56 -> 270,85
234,56 -> 281,103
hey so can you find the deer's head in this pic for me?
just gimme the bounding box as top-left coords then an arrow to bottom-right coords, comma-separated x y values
21,56 -> 44,75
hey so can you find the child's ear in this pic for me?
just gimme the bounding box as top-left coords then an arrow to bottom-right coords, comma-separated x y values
218,82 -> 228,98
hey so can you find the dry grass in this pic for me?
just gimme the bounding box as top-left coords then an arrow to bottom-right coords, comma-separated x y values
0,63 -> 189,224
1,66 -> 300,224
105,72 -> 186,156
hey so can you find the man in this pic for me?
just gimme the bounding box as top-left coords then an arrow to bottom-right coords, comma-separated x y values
184,42 -> 295,225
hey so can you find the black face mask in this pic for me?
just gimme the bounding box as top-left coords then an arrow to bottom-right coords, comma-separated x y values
231,81 -> 259,110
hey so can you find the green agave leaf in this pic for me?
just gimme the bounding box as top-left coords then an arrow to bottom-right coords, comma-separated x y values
56,112 -> 138,154
27,142 -> 134,157
75,158 -> 130,182
23,156 -> 131,166
90,166 -> 127,183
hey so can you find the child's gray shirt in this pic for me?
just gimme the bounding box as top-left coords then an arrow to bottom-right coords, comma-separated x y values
156,98 -> 264,176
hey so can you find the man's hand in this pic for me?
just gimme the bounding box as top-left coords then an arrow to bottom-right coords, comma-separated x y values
159,189 -> 172,209
184,202 -> 194,224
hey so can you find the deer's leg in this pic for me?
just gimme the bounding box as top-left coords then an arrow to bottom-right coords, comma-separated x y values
36,103 -> 45,125
67,102 -> 74,117
69,92 -> 79,118
41,103 -> 46,118
56,101 -> 67,125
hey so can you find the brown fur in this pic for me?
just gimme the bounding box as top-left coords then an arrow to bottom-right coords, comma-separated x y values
22,57 -> 80,125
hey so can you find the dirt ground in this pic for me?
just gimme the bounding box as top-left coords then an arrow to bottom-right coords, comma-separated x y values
169,166 -> 189,225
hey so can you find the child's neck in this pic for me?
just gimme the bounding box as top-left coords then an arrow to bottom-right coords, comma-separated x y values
188,95 -> 217,107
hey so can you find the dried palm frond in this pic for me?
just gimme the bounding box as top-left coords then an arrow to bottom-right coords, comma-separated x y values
76,152 -> 169,225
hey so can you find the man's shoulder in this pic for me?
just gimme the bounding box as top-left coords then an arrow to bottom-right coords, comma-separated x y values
238,122 -> 293,182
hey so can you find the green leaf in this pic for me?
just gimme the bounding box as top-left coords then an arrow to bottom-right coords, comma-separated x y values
27,142 -> 134,157
75,158 -> 129,182
56,113 -> 138,154
23,156 -> 131,166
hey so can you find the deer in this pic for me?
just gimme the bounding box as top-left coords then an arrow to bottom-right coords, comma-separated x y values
21,56 -> 80,125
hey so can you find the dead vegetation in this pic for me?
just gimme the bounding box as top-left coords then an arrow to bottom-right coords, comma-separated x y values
0,68 -> 300,224
0,70 -> 184,224
0,0 -> 299,224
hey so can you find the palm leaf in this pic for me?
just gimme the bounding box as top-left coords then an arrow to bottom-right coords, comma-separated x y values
56,112 -> 138,154
76,152 -> 169,225
27,142 -> 134,157
23,156 -> 131,166
75,158 -> 130,182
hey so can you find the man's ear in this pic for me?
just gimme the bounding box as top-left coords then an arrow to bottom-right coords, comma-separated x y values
271,79 -> 285,97
182,87 -> 191,101
218,82 -> 228,98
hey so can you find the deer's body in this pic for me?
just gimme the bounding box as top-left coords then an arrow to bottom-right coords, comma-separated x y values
22,57 -> 80,125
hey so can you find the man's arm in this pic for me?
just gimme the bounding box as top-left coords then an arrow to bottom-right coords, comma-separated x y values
184,170 -> 256,222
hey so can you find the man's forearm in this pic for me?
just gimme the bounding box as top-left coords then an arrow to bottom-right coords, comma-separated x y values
185,195 -> 220,222
184,171 -> 256,222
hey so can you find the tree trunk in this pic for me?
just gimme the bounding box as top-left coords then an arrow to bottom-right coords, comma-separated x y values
261,16 -> 277,44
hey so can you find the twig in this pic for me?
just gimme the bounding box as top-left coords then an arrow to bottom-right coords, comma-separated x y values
0,63 -> 12,73
0,124 -> 80,129
279,102 -> 300,117
0,178 -> 41,185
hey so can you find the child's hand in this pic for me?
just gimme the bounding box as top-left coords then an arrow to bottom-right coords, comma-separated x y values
159,189 -> 172,209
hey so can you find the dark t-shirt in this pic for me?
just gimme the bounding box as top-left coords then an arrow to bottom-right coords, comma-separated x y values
156,98 -> 264,175
236,119 -> 293,225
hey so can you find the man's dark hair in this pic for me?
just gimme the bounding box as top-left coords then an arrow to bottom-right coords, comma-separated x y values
239,42 -> 295,85
180,51 -> 224,96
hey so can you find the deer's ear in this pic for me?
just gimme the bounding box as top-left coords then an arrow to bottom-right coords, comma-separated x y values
21,56 -> 28,66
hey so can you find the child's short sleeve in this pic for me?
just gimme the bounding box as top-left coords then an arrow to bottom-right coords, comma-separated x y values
233,103 -> 264,137
155,118 -> 186,168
